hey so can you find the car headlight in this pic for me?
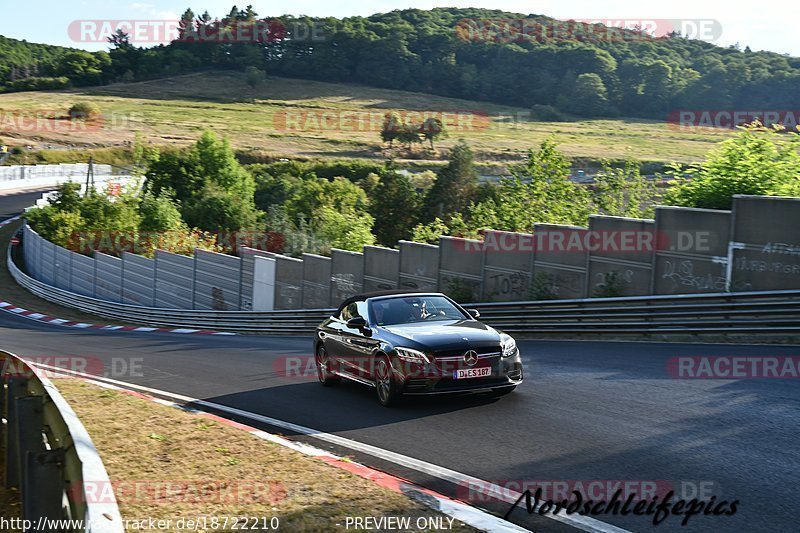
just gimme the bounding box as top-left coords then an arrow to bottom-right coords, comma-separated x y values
500,334 -> 518,358
395,347 -> 430,363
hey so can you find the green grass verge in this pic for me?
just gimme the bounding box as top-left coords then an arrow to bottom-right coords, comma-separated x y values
0,71 -> 733,166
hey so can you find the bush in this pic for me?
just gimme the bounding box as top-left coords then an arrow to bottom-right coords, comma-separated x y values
68,102 -> 101,121
664,122 -> 800,210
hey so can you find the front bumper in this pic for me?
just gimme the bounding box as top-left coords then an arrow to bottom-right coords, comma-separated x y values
392,351 -> 524,395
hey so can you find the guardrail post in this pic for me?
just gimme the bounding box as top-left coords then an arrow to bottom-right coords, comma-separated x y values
3,376 -> 27,488
15,395 -> 45,500
23,448 -> 65,526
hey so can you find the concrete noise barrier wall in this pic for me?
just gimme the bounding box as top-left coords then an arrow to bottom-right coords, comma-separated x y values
193,249 -> 241,311
481,230 -> 535,302
398,240 -> 439,292
69,251 -> 95,298
363,246 -> 400,292
587,216 -> 655,297
94,252 -> 123,303
121,252 -> 155,307
438,236 -> 484,302
154,250 -> 194,309
330,249 -> 364,304
653,206 -> 730,295
239,248 -> 275,311
730,195 -> 800,291
274,254 -> 304,310
302,253 -> 332,309
532,223 -> 589,300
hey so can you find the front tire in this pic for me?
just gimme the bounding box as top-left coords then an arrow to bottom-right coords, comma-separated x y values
375,354 -> 401,407
316,345 -> 340,386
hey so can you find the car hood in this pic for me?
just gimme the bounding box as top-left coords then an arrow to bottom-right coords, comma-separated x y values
381,319 -> 501,350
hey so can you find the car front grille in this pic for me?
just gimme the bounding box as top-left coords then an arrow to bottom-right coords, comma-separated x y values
433,345 -> 501,360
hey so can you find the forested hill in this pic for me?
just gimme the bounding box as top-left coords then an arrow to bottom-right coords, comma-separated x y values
3,7 -> 800,119
0,35 -> 108,91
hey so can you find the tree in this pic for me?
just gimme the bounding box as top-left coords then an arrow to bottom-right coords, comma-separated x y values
244,66 -> 265,89
664,122 -> 800,210
423,140 -> 478,220
420,117 -> 447,150
369,171 -> 421,246
571,73 -> 610,116
592,158 -> 657,218
138,191 -> 185,233
411,217 -> 449,244
380,112 -> 402,147
315,206 -> 375,251
468,138 -> 591,232
146,130 -> 260,231
397,125 -> 423,150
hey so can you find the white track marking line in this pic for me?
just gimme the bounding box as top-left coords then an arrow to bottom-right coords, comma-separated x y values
31,362 -> 631,533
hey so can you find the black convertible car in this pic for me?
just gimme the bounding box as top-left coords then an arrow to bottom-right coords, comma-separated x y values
314,291 -> 524,406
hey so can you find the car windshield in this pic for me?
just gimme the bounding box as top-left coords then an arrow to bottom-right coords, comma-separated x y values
370,295 -> 468,326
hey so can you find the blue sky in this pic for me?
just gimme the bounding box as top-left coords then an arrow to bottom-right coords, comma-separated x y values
1,0 -> 795,56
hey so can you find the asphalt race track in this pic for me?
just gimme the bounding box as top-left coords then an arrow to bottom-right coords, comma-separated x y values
2,193 -> 798,532
0,189 -> 51,221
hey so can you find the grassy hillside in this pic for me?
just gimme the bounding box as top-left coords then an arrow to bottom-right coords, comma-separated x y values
0,71 -> 734,165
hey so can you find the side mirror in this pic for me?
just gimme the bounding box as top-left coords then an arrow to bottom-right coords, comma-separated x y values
346,316 -> 368,329
467,309 -> 480,319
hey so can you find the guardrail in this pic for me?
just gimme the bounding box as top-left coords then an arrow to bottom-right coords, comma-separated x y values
1,350 -> 123,532
8,241 -> 800,338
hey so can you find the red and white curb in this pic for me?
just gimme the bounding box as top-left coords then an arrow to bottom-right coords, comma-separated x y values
33,362 -> 534,533
0,301 -> 235,336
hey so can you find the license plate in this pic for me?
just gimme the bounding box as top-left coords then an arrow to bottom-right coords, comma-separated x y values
454,367 -> 491,379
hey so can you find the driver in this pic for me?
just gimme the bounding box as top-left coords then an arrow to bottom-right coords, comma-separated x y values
408,301 -> 432,321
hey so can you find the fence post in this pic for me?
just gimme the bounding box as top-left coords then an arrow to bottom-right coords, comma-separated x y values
3,376 -> 28,488
15,395 -> 45,499
23,448 -> 65,525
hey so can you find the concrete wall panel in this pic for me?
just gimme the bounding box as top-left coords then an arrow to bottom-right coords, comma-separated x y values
653,206 -> 731,295
330,249 -> 364,304
302,253 -> 331,309
69,251 -> 95,297
532,223 -> 589,300
482,230 -> 535,301
193,249 -> 241,310
730,196 -> 800,291
438,237 -> 483,302
121,252 -> 155,306
587,216 -> 655,297
398,241 -> 439,292
94,252 -> 122,302
154,250 -> 194,309
363,246 -> 400,292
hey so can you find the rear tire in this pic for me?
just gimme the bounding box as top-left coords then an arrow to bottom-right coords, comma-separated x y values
316,345 -> 340,386
375,354 -> 401,407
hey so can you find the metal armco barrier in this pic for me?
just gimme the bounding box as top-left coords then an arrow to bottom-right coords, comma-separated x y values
8,243 -> 800,338
0,350 -> 123,532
